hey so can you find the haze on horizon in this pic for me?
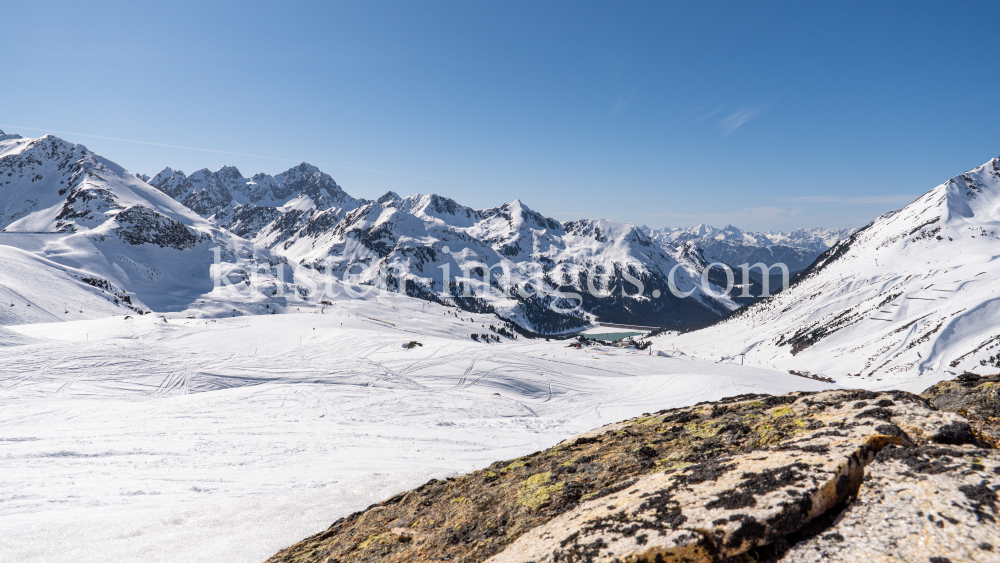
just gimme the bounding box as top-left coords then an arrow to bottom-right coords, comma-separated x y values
3,0 -> 999,232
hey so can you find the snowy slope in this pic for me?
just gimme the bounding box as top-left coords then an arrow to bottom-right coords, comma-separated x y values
0,291 -> 836,563
0,243 -> 129,324
0,132 -> 293,316
662,154 -> 1000,388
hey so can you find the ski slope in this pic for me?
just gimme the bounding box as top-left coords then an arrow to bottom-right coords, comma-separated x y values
0,242 -> 131,324
0,292 -> 835,563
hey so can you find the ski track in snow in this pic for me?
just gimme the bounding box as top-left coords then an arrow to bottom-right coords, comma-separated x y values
0,294 -> 836,563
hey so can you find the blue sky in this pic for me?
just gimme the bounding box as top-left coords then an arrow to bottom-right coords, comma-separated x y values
3,1 -> 999,231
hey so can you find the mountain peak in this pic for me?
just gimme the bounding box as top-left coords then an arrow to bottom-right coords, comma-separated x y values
216,165 -> 244,178
287,162 -> 321,175
377,191 -> 402,205
504,199 -> 533,214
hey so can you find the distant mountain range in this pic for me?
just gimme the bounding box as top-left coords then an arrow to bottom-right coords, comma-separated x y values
643,224 -> 855,273
0,129 -> 853,332
143,162 -> 733,331
141,160 -> 854,330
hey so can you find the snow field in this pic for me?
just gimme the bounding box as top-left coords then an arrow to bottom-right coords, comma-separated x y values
0,294 -> 835,563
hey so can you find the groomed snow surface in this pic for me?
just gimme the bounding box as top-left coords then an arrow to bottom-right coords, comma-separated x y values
0,292 -> 835,563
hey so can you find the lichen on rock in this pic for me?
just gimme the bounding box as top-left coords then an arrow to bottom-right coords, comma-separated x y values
264,384 -> 995,563
487,390 -> 968,563
782,444 -> 1000,562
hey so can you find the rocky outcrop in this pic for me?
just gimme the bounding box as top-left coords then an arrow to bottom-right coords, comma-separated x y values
114,205 -> 207,250
488,391 -> 976,563
264,383 -> 997,563
921,373 -> 1000,448
783,444 -> 1000,562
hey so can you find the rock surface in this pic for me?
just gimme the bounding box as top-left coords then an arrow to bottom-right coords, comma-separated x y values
264,384 -> 997,563
487,390 -> 970,563
921,373 -> 1000,448
783,444 -> 1000,562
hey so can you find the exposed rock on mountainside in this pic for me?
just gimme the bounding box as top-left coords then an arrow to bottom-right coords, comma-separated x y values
114,205 -> 208,250
263,378 -> 997,563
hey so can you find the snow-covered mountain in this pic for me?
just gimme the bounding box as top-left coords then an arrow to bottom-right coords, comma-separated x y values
148,164 -> 755,332
0,131 -> 750,331
0,128 -> 863,334
148,163 -> 363,219
0,131 -> 290,321
643,224 -> 854,273
662,154 -> 1000,389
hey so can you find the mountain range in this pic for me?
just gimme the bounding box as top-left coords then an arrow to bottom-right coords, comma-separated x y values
141,160 -> 852,328
643,224 -> 855,273
142,161 -> 741,332
0,129 -> 852,333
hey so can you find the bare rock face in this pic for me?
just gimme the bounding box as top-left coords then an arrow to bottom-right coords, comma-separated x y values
782,445 -> 1000,563
487,390 -> 969,563
921,373 -> 1000,448
114,205 -> 206,250
264,388 -> 986,563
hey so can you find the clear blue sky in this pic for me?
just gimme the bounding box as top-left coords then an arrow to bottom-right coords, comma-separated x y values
3,1 -> 999,231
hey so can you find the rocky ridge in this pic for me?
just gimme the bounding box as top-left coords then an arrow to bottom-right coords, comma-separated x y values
264,375 -> 999,563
